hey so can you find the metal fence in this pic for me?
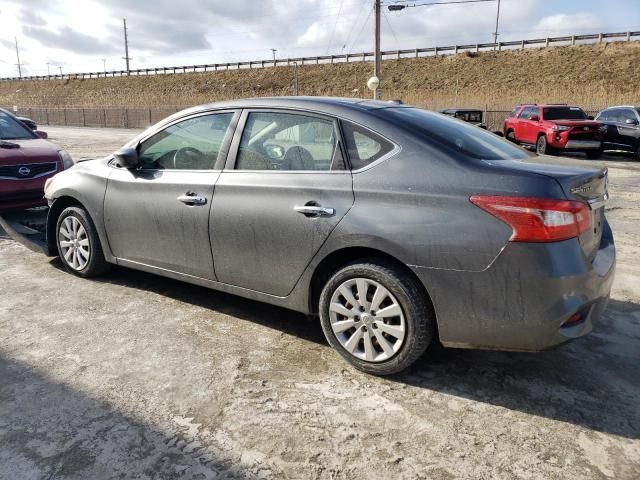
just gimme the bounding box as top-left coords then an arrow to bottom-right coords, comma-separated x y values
17,106 -> 183,129
2,30 -> 639,82
16,106 -> 607,132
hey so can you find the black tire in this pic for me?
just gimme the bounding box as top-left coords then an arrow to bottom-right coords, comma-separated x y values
635,143 -> 640,161
586,148 -> 603,160
319,260 -> 435,376
55,206 -> 110,278
506,130 -> 517,143
536,135 -> 556,155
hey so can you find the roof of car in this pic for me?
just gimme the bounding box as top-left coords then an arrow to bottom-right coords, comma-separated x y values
179,96 -> 412,116
439,108 -> 483,113
601,105 -> 640,110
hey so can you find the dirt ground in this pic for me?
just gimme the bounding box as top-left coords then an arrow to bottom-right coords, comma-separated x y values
0,126 -> 639,479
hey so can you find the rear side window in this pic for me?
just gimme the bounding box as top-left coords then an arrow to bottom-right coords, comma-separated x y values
378,107 -> 531,161
341,121 -> 394,170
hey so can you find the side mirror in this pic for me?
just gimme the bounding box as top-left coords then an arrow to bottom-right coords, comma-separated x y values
113,146 -> 139,168
625,118 -> 639,125
530,115 -> 540,122
36,130 -> 48,139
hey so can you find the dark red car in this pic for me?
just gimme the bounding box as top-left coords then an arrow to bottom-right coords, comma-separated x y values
0,109 -> 73,211
504,104 -> 605,158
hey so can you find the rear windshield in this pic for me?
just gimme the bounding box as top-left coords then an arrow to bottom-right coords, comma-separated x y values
0,111 -> 35,140
542,107 -> 587,121
378,107 -> 531,160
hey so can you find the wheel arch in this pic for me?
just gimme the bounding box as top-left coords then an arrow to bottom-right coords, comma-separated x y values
308,246 -> 438,334
46,196 -> 86,255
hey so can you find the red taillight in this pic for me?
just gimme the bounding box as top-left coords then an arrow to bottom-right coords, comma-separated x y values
470,195 -> 591,242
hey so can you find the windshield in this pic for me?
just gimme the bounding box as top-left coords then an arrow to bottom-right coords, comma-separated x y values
379,107 -> 531,160
0,111 -> 35,140
542,107 -> 588,121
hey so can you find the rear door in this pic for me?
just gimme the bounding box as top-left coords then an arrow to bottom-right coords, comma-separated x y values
104,110 -> 238,279
615,108 -> 640,151
210,109 -> 354,296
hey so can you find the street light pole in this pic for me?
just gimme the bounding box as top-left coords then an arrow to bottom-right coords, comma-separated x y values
14,37 -> 22,79
493,0 -> 501,48
373,0 -> 381,100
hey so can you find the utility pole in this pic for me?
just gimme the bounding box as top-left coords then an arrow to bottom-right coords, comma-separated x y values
58,66 -> 63,77
123,18 -> 131,75
46,62 -> 51,76
14,37 -> 23,79
271,48 -> 277,62
493,0 -> 501,48
373,0 -> 381,100
102,58 -> 107,74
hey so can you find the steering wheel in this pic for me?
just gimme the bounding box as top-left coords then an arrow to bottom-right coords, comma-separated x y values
173,146 -> 206,169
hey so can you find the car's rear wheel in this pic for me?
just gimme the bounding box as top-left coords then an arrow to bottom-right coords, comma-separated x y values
506,130 -> 517,143
56,206 -> 110,277
536,135 -> 556,155
319,260 -> 435,375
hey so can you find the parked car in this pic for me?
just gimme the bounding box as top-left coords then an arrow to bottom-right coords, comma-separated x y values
17,116 -> 37,131
504,104 -> 605,158
0,108 -> 73,211
7,97 -> 614,375
595,105 -> 640,159
439,108 -> 487,129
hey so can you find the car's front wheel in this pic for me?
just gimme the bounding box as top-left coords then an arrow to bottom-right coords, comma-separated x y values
56,206 -> 110,277
536,135 -> 556,155
319,260 -> 435,375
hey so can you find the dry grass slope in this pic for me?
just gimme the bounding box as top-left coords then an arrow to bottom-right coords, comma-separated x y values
1,41 -> 639,110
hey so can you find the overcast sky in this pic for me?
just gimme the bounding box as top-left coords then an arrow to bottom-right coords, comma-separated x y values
1,0 -> 639,77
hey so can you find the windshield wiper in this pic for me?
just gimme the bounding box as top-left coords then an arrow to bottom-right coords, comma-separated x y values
0,140 -> 20,149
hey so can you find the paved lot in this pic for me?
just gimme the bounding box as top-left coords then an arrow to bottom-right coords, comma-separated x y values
1,126 -> 639,479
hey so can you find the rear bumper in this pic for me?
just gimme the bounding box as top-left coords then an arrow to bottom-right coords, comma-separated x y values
412,222 -> 616,351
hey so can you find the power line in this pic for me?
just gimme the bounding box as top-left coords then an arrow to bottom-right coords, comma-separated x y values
326,0 -> 346,54
341,0 -> 371,50
345,2 -> 374,52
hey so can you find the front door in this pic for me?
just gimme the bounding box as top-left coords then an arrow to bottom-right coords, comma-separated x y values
210,110 -> 354,296
104,111 -> 238,279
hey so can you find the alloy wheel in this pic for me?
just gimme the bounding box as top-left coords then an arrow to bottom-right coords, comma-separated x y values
328,278 -> 406,362
58,216 -> 91,271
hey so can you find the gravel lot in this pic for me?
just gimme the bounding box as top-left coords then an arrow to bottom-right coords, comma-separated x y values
1,126 -> 639,479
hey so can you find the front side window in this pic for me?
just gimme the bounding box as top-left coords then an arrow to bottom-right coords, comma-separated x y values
138,113 -> 233,170
542,107 -> 588,121
0,111 -> 35,140
235,112 -> 343,171
341,121 -> 394,170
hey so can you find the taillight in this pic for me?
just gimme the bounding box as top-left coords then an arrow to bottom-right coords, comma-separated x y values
470,195 -> 591,242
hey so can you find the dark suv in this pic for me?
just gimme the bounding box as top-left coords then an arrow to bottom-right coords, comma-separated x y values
595,106 -> 640,159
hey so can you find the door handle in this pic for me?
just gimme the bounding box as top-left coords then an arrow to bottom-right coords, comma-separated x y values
293,205 -> 335,217
177,193 -> 207,206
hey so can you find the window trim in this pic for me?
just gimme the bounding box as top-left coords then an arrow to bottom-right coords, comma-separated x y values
109,109 -> 241,172
225,108 -> 350,174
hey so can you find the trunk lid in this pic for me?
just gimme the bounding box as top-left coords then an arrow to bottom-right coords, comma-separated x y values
485,157 -> 608,260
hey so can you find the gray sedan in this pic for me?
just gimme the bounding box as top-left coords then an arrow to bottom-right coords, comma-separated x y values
42,97 -> 615,375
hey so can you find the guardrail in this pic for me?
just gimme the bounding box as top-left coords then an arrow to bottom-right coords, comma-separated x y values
2,30 -> 638,82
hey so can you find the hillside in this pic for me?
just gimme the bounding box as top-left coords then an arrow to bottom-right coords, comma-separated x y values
1,41 -> 639,110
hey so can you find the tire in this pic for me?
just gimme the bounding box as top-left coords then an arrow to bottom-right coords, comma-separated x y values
506,130 -> 517,143
319,260 -> 435,376
586,148 -> 603,160
635,143 -> 640,161
56,206 -> 110,278
536,135 -> 556,155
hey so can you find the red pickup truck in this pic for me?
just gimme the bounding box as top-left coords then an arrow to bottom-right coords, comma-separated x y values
504,104 -> 605,158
